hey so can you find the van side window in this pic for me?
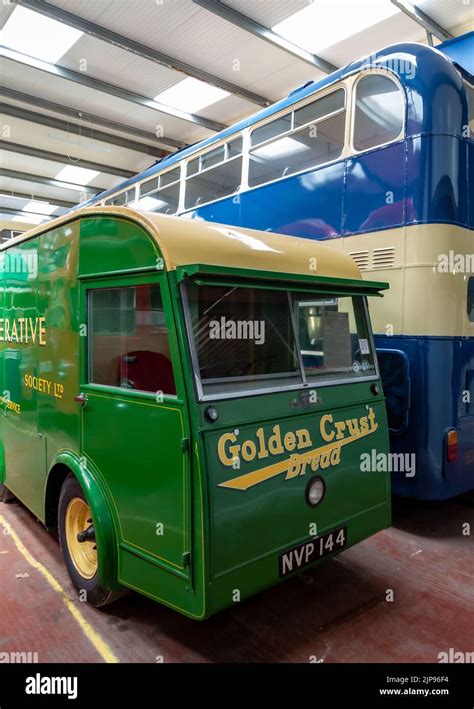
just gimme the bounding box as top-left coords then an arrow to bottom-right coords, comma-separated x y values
468,277 -> 474,322
353,75 -> 404,151
89,284 -> 176,395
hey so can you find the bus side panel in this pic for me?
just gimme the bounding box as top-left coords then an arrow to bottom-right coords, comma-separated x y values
375,334 -> 474,499
37,222 -> 81,485
408,135 -> 469,226
183,160 -> 346,241
343,142 -> 406,235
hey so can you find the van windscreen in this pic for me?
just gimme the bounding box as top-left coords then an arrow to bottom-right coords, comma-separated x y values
183,283 -> 376,399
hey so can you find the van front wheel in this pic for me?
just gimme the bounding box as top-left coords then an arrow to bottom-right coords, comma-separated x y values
58,474 -> 119,607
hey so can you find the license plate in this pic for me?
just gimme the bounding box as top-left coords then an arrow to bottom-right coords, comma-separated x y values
279,526 -> 347,577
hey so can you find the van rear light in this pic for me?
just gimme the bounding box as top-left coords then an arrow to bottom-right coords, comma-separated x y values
446,430 -> 458,463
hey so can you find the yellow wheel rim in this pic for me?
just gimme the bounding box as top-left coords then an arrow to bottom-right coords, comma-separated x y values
65,497 -> 98,580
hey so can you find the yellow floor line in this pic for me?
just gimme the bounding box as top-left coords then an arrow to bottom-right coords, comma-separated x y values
0,513 -> 119,664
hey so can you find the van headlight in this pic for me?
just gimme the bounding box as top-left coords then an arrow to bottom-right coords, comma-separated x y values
305,477 -> 325,507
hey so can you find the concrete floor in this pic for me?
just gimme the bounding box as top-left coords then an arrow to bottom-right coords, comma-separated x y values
0,493 -> 472,663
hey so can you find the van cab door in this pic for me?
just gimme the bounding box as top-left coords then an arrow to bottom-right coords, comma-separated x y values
79,273 -> 191,578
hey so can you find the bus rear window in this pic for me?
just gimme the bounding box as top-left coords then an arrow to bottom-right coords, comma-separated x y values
183,283 -> 376,398
353,74 -> 404,151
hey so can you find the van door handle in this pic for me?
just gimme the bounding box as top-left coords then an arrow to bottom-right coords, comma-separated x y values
74,393 -> 88,407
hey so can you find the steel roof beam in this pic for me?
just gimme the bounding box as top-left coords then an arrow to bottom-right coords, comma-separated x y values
1,140 -> 136,178
1,168 -> 103,194
390,0 -> 453,42
0,206 -> 60,218
0,47 -> 226,133
1,102 -> 167,159
15,0 -> 271,108
192,0 -> 338,75
0,190 -> 75,209
1,87 -> 185,151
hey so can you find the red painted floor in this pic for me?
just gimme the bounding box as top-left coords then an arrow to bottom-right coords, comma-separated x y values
0,494 -> 472,663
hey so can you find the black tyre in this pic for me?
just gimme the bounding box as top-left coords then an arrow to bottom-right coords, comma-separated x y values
58,474 -> 121,607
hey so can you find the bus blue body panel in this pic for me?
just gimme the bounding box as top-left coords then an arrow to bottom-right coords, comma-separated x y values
180,134 -> 471,236
376,335 -> 474,500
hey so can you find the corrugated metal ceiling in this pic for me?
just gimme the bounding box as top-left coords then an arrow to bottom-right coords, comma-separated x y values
1,0 -> 472,226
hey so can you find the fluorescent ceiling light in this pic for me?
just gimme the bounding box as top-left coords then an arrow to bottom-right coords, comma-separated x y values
23,201 -> 57,215
253,137 -> 308,160
55,166 -> 99,186
273,0 -> 399,54
0,6 -> 83,63
12,214 -> 46,225
130,197 -> 166,211
154,77 -> 230,113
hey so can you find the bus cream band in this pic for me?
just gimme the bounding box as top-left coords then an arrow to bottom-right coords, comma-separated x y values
0,317 -> 47,346
218,408 -> 378,490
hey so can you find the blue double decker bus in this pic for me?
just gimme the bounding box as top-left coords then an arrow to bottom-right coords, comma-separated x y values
81,34 -> 474,500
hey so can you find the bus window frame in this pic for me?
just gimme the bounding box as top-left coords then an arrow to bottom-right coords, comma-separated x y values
104,185 -> 138,208
180,279 -> 380,402
183,137 -> 243,211
136,165 -> 182,213
246,86 -> 347,190
349,69 -> 406,154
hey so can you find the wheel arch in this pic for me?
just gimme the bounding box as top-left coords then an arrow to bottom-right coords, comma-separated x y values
45,451 -> 120,590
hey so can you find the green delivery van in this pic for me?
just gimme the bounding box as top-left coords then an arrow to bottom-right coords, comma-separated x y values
0,207 -> 390,618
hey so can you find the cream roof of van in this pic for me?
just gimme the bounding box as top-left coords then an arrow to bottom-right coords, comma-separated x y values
2,206 -> 362,282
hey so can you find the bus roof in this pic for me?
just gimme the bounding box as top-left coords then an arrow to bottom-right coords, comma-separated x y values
1,207 -> 388,288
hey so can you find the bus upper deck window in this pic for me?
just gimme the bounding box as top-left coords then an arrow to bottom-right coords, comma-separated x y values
251,113 -> 292,147
143,182 -> 180,214
227,136 -> 243,157
353,74 -> 404,151
293,89 -> 345,129
248,102 -> 345,188
140,177 -> 159,197
201,145 -> 225,171
105,188 -> 134,206
89,284 -> 176,395
468,277 -> 474,322
184,138 -> 242,210
137,169 -> 180,214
